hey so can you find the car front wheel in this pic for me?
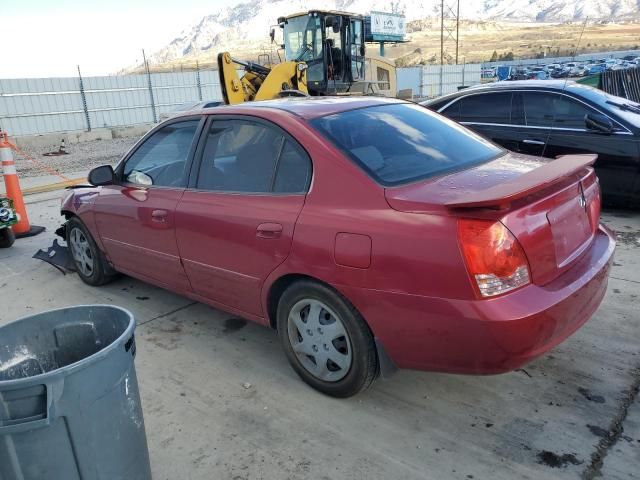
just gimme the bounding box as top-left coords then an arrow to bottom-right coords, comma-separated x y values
277,280 -> 378,398
66,217 -> 116,286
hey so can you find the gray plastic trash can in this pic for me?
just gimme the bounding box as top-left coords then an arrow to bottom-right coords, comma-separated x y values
0,305 -> 151,480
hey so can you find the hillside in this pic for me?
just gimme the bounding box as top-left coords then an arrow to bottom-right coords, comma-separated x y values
123,0 -> 640,72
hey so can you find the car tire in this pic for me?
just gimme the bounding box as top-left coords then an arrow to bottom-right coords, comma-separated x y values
66,216 -> 116,286
0,227 -> 15,248
277,280 -> 378,398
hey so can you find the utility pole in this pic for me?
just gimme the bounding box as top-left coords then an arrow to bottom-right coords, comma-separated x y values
440,0 -> 444,66
440,0 -> 461,65
142,49 -> 157,123
455,0 -> 460,64
77,65 -> 91,132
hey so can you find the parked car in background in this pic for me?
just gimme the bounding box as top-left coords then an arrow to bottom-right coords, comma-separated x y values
422,80 -> 640,206
509,68 -> 530,80
158,100 -> 223,122
528,70 -> 548,80
60,96 -> 614,397
550,68 -> 570,79
569,65 -> 588,76
585,63 -> 606,75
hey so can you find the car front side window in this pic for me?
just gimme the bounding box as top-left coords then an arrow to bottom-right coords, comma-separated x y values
123,120 -> 199,187
523,92 -> 594,129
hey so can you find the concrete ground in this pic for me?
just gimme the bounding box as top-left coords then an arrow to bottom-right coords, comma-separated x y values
1,190 -> 638,480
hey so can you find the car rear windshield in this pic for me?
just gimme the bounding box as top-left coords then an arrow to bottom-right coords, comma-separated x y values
311,103 -> 503,186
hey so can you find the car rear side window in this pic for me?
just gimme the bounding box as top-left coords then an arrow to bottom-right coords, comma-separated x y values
457,92 -> 512,124
196,119 -> 311,194
312,103 -> 503,186
123,120 -> 199,188
523,92 -> 593,129
439,100 -> 460,121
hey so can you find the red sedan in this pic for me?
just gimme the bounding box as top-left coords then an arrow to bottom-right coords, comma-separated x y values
60,97 -> 615,397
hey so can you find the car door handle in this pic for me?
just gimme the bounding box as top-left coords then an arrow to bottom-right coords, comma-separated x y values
522,139 -> 546,146
256,223 -> 283,239
151,209 -> 168,222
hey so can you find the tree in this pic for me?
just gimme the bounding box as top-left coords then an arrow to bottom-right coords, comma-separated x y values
490,50 -> 498,62
498,51 -> 514,61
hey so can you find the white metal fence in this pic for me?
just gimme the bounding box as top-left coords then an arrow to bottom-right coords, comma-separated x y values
420,63 -> 482,98
0,70 -> 223,137
0,64 -> 481,137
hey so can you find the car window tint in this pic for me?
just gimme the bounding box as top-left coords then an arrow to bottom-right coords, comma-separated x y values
439,100 -> 460,121
273,140 -> 311,193
312,103 -> 503,186
511,92 -> 525,126
197,120 -> 310,194
457,92 -> 511,124
123,120 -> 199,187
523,92 -> 593,128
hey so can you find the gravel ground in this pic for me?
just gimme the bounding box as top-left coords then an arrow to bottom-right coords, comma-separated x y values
12,137 -> 139,178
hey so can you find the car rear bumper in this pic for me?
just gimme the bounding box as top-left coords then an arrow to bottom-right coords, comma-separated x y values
339,225 -> 615,374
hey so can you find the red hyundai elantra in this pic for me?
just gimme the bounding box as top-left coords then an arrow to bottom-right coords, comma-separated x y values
60,97 -> 615,397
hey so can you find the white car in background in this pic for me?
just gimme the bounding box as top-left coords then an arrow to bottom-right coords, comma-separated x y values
158,100 -> 223,122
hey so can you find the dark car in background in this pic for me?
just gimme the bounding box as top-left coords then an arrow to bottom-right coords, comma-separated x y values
422,81 -> 640,206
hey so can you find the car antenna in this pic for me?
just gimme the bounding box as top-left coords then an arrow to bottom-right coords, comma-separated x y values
540,17 -> 589,159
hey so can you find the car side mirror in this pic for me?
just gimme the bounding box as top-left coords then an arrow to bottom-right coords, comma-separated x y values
585,112 -> 614,134
88,165 -> 115,186
270,28 -> 275,43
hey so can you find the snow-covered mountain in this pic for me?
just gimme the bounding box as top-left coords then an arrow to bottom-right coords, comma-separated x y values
147,0 -> 640,65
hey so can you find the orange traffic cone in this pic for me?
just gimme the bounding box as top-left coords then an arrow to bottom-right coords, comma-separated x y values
0,132 -> 45,238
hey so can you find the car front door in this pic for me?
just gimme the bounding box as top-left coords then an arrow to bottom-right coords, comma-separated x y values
92,118 -> 203,291
515,91 -> 639,201
175,117 -> 312,319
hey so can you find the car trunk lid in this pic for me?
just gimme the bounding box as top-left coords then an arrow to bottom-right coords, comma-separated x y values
385,152 -> 600,285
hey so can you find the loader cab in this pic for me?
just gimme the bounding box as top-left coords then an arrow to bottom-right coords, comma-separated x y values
278,10 -> 365,95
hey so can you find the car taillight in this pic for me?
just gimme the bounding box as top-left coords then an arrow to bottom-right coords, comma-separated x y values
458,219 -> 531,298
587,185 -> 601,234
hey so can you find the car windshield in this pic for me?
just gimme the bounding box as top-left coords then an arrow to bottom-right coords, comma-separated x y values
312,103 -> 504,186
568,83 -> 640,128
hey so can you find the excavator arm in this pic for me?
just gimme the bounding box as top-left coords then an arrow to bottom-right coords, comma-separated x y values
217,52 -> 309,105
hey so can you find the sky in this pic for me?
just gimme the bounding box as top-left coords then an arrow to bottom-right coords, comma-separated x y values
2,0 -> 237,78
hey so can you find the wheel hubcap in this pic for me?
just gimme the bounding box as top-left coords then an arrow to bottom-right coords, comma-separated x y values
69,227 -> 94,277
287,299 -> 352,382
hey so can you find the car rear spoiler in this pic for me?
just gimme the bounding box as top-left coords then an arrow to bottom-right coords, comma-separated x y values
445,154 -> 597,209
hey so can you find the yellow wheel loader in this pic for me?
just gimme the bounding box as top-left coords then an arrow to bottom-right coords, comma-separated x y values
218,10 -> 397,105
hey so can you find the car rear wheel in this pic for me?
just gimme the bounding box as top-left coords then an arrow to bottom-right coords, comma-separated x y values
0,227 -> 15,248
66,217 -> 116,286
277,280 -> 378,397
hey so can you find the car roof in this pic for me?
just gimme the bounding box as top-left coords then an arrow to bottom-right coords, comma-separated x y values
468,80 -> 576,90
194,96 -> 408,120
422,80 -> 586,106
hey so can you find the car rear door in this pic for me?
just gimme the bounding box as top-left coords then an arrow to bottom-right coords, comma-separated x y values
438,91 -> 524,151
92,118 -> 203,291
175,116 -> 312,318
514,91 -> 639,201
